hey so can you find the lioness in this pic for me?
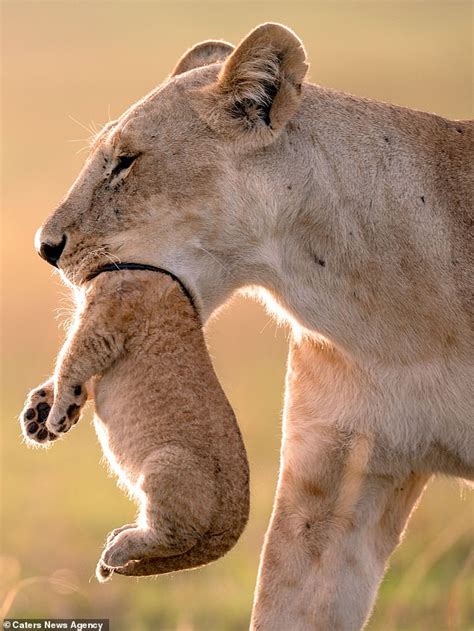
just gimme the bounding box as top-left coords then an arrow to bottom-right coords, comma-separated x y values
35,23 -> 473,631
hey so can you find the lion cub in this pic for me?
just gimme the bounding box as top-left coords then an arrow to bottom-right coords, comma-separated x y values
20,270 -> 249,581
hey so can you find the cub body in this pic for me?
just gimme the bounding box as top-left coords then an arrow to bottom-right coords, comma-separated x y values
21,270 -> 249,580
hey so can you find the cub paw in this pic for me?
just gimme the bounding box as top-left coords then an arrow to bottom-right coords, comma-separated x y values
106,524 -> 138,545
46,383 -> 87,435
96,560 -> 114,582
96,525 -> 138,582
20,381 -> 57,445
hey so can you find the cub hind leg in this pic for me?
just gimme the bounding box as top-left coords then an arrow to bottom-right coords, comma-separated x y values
97,444 -> 217,581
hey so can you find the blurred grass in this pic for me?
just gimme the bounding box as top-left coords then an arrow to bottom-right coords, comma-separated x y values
1,1 -> 473,630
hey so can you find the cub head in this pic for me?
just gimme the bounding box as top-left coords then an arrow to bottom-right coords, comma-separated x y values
36,23 -> 308,318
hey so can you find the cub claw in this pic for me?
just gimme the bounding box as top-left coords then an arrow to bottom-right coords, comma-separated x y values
96,560 -> 114,583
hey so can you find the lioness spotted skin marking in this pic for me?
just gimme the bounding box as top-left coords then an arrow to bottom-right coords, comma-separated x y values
21,270 -> 250,581
35,22 -> 472,630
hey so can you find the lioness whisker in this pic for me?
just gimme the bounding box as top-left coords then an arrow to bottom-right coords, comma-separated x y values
198,247 -> 232,275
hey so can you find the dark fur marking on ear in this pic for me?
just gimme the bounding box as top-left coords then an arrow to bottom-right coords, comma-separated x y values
229,99 -> 253,123
228,79 -> 279,128
260,80 -> 278,126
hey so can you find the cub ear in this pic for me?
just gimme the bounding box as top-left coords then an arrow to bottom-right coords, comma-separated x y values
172,40 -> 235,77
194,23 -> 308,147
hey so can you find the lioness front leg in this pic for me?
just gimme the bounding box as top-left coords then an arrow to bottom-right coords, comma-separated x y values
251,341 -> 430,630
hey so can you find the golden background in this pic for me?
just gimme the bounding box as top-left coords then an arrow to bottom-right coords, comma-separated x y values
1,2 -> 473,630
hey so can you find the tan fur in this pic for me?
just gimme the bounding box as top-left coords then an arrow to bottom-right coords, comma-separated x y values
20,271 -> 249,581
172,40 -> 234,77
35,22 -> 473,629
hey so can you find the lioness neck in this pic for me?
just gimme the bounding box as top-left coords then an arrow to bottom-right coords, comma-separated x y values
228,84 -> 472,365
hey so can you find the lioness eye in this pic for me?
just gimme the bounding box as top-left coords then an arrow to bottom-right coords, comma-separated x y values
111,154 -> 138,177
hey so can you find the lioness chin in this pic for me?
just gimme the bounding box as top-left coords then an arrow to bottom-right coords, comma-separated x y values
36,23 -> 472,631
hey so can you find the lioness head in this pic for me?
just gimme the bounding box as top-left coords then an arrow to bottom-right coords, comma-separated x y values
36,23 -> 308,317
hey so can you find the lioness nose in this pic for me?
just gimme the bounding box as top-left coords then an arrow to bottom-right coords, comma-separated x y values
38,234 -> 67,267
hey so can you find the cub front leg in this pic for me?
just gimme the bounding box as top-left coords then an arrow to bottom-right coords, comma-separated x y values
20,279 -> 125,440
251,340 -> 430,630
46,320 -> 123,435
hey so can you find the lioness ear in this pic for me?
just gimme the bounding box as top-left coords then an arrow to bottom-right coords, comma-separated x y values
172,40 -> 235,77
195,23 -> 308,147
